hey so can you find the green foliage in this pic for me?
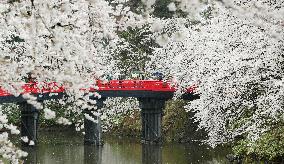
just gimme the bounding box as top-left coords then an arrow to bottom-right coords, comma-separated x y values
124,0 -> 144,14
40,101 -> 83,127
107,110 -> 141,137
5,35 -> 25,45
105,100 -> 206,142
225,82 -> 284,161
1,101 -> 82,128
152,0 -> 187,18
1,104 -> 20,125
115,26 -> 156,73
0,157 -> 10,164
226,106 -> 256,133
108,0 -> 187,18
152,0 -> 175,18
40,102 -> 63,126
112,0 -> 190,74
163,100 -> 206,142
200,6 -> 213,19
233,126 -> 284,162
8,0 -> 21,4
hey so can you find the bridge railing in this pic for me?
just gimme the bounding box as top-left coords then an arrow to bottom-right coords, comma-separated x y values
0,82 -> 65,96
0,80 -> 196,97
185,84 -> 197,93
93,80 -> 176,91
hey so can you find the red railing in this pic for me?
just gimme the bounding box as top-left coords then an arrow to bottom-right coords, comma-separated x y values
0,80 -> 196,97
0,82 -> 65,96
92,80 -> 176,92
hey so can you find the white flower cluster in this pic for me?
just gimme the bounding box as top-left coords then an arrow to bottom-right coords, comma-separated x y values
0,0 -> 147,163
100,97 -> 139,131
20,136 -> 35,146
56,117 -> 72,126
0,109 -> 27,164
0,132 -> 28,164
43,108 -> 56,120
0,111 -> 20,135
0,0 -> 121,91
148,1 -> 284,146
22,93 -> 43,110
84,113 -> 99,124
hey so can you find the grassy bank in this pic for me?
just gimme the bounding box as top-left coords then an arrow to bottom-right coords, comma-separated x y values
106,100 -> 206,143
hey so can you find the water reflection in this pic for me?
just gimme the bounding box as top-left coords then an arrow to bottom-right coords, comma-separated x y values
20,131 -> 229,164
84,145 -> 102,164
142,144 -> 162,164
22,146 -> 38,164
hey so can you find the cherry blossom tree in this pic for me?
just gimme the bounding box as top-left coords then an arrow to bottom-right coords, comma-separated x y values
100,97 -> 139,131
147,1 -> 283,147
0,0 -> 283,162
0,0 -> 120,162
0,0 -> 153,162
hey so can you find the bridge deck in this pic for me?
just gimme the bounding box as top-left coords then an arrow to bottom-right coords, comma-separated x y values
0,80 -> 197,103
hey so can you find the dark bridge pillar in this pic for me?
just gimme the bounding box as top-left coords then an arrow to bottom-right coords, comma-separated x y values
18,102 -> 39,146
84,99 -> 105,145
138,98 -> 166,144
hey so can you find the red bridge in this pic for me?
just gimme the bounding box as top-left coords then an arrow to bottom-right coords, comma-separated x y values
0,80 -> 199,146
0,80 -> 197,102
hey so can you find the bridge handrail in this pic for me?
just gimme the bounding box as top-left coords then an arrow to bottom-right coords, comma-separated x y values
94,80 -> 176,91
0,80 -> 196,97
0,82 -> 64,96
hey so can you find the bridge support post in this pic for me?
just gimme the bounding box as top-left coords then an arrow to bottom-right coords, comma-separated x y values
19,102 -> 39,146
84,99 -> 105,146
139,98 -> 165,144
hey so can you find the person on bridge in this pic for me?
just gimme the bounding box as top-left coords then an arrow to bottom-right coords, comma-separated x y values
152,72 -> 163,81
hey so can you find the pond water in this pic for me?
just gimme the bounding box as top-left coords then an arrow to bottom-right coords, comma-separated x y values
19,130 -> 229,164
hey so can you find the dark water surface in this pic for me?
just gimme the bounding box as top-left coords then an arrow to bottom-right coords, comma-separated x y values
20,131 -> 229,164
